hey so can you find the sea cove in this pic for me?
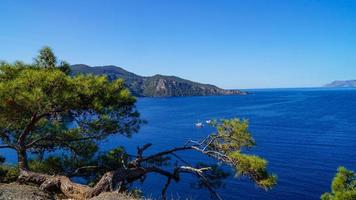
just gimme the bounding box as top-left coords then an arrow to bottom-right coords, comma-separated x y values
103,88 -> 356,199
1,88 -> 355,199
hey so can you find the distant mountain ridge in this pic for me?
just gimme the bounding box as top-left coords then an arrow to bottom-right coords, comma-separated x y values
324,80 -> 356,88
70,64 -> 246,97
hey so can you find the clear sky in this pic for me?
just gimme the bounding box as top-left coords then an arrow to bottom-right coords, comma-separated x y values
1,0 -> 356,89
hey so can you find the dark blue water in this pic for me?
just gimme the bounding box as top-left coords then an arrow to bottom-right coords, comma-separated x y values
1,88 -> 356,199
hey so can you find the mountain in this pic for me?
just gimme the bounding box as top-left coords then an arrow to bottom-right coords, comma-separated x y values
324,80 -> 356,88
70,64 -> 247,97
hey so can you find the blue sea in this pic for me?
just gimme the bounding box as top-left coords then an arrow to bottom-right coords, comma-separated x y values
1,88 -> 356,199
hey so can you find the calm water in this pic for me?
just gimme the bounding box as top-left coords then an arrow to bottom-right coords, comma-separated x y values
2,88 -> 356,199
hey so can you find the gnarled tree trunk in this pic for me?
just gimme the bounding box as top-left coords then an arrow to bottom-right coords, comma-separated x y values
16,147 -> 28,170
18,167 -> 156,199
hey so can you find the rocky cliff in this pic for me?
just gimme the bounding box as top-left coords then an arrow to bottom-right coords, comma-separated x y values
71,64 -> 246,97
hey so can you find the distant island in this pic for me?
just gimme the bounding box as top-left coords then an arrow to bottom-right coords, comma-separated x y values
71,64 -> 247,97
324,80 -> 356,88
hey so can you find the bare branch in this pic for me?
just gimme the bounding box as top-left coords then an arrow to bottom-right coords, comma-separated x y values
162,176 -> 172,200
171,152 -> 190,165
25,134 -> 52,148
74,166 -> 99,174
179,166 -> 211,173
18,110 -> 64,146
136,143 -> 152,159
18,113 -> 41,145
146,166 -> 178,181
195,171 -> 223,200
140,146 -> 194,163
177,166 -> 222,200
0,144 -> 13,149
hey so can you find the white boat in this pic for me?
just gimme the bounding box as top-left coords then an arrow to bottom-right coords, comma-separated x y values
195,122 -> 204,128
206,120 -> 212,124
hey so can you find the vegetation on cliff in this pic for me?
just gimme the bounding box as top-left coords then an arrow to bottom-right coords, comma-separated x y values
71,64 -> 246,97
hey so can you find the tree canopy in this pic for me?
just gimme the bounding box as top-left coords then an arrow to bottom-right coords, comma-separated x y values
34,46 -> 71,74
321,167 -> 356,200
0,48 -> 141,170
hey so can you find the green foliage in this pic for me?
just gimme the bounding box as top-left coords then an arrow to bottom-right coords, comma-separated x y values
97,147 -> 129,171
0,47 -> 141,170
128,188 -> 144,198
0,165 -> 19,183
211,119 -> 277,189
0,156 -> 19,183
34,46 -> 57,68
0,66 -> 139,146
24,147 -> 131,185
321,167 -> 356,200
58,61 -> 71,75
78,147 -> 131,185
33,46 -> 71,74
28,156 -> 65,175
214,119 -> 256,152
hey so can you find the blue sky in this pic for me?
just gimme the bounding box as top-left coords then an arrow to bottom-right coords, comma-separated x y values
1,0 -> 356,89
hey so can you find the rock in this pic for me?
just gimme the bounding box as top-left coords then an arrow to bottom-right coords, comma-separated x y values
0,183 -> 54,200
88,192 -> 137,200
0,183 -> 138,200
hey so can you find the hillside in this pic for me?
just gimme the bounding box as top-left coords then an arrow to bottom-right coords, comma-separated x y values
71,64 -> 246,97
324,80 -> 356,88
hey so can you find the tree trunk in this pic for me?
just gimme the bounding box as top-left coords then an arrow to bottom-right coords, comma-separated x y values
17,147 -> 28,170
18,167 -> 151,199
18,169 -> 91,199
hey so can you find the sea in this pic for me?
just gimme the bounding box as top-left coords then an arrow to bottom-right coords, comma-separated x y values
1,88 -> 356,199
